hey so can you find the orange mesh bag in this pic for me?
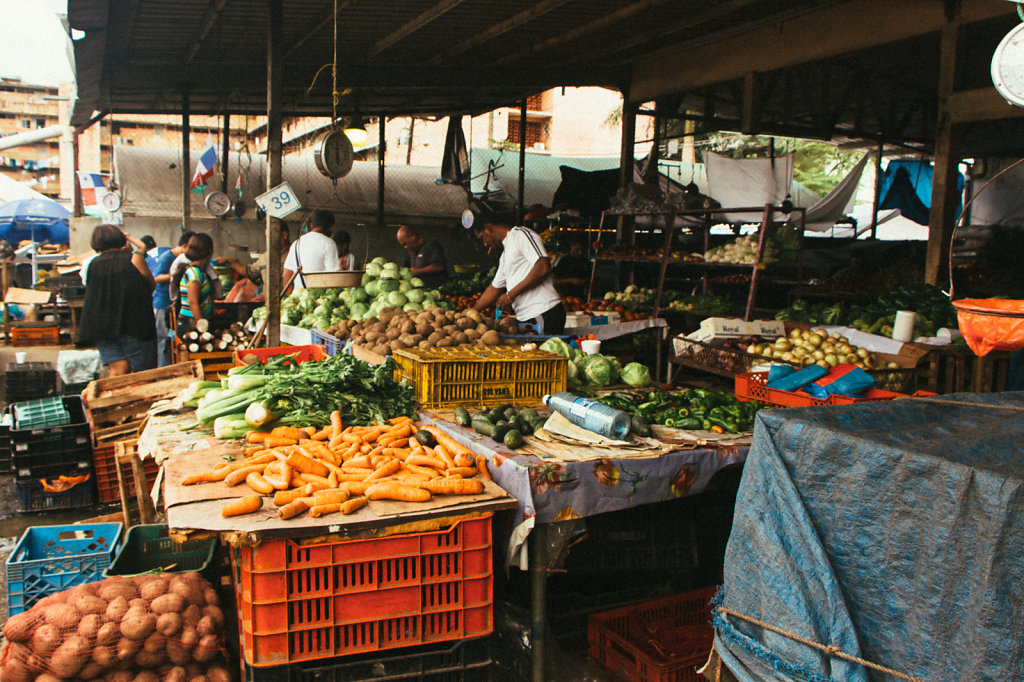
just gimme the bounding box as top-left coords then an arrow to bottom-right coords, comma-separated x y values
0,572 -> 231,682
953,298 -> 1024,356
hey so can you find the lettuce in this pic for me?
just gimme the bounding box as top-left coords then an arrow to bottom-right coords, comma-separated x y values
540,337 -> 572,357
621,362 -> 651,388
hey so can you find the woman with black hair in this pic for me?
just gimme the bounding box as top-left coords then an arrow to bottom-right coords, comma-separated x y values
78,224 -> 157,376
173,233 -> 215,338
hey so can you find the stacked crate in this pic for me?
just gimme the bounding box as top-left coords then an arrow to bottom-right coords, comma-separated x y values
4,361 -> 59,403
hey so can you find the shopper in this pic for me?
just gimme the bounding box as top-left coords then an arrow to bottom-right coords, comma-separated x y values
173,233 -> 215,338
396,225 -> 448,288
283,209 -> 339,293
470,205 -> 566,334
169,233 -> 221,303
332,227 -> 357,270
78,224 -> 157,377
552,238 -> 591,299
150,231 -> 195,367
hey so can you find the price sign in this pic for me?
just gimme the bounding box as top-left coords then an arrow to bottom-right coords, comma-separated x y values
255,182 -> 301,219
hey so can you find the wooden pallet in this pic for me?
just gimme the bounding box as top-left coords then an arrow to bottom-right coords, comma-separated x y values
85,360 -> 203,428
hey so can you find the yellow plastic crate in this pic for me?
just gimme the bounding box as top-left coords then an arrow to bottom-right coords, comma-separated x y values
393,346 -> 567,409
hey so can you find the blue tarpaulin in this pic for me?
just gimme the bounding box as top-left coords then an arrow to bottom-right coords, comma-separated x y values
877,159 -> 964,227
714,392 -> 1024,681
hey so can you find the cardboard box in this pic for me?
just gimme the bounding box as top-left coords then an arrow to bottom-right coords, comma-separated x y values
699,317 -> 786,339
565,311 -> 620,327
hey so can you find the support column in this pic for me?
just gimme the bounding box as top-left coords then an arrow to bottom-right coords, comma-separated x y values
618,97 -> 637,241
266,0 -> 283,347
518,99 -> 527,223
221,112 -> 231,194
869,140 -> 883,239
181,89 -> 191,231
378,116 -> 386,229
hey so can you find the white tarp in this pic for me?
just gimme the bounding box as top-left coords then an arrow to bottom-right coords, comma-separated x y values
803,153 -> 868,230
705,151 -> 794,223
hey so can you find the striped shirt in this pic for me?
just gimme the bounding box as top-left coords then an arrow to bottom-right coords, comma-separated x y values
492,226 -> 562,321
178,266 -> 214,318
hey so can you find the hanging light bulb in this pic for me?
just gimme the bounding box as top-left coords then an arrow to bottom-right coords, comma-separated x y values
344,117 -> 369,147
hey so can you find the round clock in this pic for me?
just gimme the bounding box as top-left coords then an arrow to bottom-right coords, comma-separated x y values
992,23 -> 1024,107
204,191 -> 232,216
313,129 -> 354,179
100,192 -> 122,212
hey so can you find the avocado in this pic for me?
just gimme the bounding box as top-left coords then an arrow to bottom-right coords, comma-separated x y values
492,422 -> 512,443
471,417 -> 495,437
414,430 -> 436,447
503,429 -> 524,449
453,407 -> 471,427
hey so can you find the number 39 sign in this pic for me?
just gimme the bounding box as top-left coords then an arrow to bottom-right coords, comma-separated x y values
255,181 -> 302,219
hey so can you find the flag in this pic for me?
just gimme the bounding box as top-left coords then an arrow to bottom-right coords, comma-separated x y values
235,172 -> 242,198
77,171 -> 106,216
189,136 -> 217,194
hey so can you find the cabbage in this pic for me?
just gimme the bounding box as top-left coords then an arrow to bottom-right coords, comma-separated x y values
387,291 -> 408,307
621,362 -> 651,388
399,280 -> 412,293
365,262 -> 382,277
350,287 -> 368,302
422,297 -> 436,308
540,337 -> 572,357
409,277 -> 424,288
378,278 -> 400,293
405,288 -> 425,303
371,256 -> 386,266
403,302 -> 421,313
606,355 -> 621,384
349,302 -> 369,318
399,267 -> 412,280
566,360 -> 579,381
365,280 -> 380,297
583,356 -> 614,386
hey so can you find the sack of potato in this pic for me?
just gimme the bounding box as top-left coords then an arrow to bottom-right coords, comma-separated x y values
322,305 -> 531,357
1,572 -> 230,682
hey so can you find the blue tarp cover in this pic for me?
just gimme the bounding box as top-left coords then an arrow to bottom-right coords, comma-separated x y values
714,392 -> 1024,681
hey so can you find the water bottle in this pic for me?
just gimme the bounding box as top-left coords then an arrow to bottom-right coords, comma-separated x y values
543,391 -> 630,440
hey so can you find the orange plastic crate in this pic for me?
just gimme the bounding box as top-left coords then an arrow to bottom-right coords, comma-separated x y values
233,344 -> 326,367
10,325 -> 60,346
734,371 -> 921,408
588,587 -> 717,682
92,442 -> 159,504
231,515 -> 494,667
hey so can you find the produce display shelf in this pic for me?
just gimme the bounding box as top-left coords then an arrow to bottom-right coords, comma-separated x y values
394,346 -> 567,409
6,522 -> 121,614
588,586 -> 717,682
241,636 -> 493,682
234,344 -> 327,367
104,523 -> 219,581
232,515 -> 494,667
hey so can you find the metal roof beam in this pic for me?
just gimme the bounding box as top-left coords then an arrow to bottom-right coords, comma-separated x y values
370,0 -> 471,57
429,0 -> 573,65
284,1 -> 355,59
185,0 -> 230,65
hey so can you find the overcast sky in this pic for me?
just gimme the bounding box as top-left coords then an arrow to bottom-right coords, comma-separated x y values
0,0 -> 74,86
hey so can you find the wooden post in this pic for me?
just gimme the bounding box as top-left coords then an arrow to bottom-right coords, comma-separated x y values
265,0 -> 283,347
221,112 -> 231,193
378,116 -> 386,229
869,140 -> 883,239
518,98 -> 527,223
181,88 -> 191,231
618,97 -> 636,242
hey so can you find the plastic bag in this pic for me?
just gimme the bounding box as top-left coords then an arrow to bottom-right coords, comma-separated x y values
954,298 -> 1024,356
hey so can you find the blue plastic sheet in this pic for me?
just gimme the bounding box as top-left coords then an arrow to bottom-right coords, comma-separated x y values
714,392 -> 1024,681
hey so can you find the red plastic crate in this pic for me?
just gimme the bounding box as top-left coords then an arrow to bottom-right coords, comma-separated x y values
734,371 -> 924,408
233,344 -> 327,367
588,587 -> 717,682
92,442 -> 159,504
231,514 -> 494,667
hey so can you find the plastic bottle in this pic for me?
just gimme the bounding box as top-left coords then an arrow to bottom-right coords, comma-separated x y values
543,391 -> 630,440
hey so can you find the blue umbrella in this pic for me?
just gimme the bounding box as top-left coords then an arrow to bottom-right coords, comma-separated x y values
0,198 -> 71,245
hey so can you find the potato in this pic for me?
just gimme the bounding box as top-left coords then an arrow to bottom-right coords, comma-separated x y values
371,344 -> 390,357
151,593 -> 186,615
36,674 -> 64,682
78,662 -> 104,681
415,322 -> 432,337
134,650 -> 167,670
129,598 -> 149,610
143,632 -> 167,653
476,322 -> 489,335
165,640 -> 191,666
452,332 -> 468,345
50,634 -> 90,678
191,634 -> 220,663
30,623 -> 62,656
180,627 -> 199,649
76,594 -> 108,615
182,605 -> 202,626
44,603 -> 80,630
201,605 -> 225,630
140,579 -> 169,601
435,338 -> 452,348
96,620 -> 121,647
156,612 -> 183,637
204,666 -> 231,682
464,328 -> 481,341
363,330 -> 379,343
104,670 -> 133,682
389,339 -> 407,351
190,677 -> 208,682
116,637 -> 143,662
106,596 -> 131,623
185,663 -> 203,678
78,612 -> 103,640
455,317 -> 475,331
170,580 -> 205,606
195,616 -> 218,637
427,331 -> 443,344
418,340 -> 432,350
385,327 -> 401,341
202,588 -> 219,607
33,593 -> 65,610
131,671 -> 160,682
162,666 -> 187,682
120,610 -> 157,641
481,330 -> 500,346
91,643 -> 119,669
399,319 -> 415,335
3,610 -> 38,643
1,647 -> 35,682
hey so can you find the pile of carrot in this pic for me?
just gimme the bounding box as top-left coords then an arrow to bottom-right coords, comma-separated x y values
182,411 -> 492,520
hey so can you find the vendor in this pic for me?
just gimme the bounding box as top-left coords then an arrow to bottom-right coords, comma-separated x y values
396,225 -> 448,288
470,204 -> 566,334
283,209 -> 339,294
552,237 -> 591,299
77,225 -> 157,377
332,227 -> 357,270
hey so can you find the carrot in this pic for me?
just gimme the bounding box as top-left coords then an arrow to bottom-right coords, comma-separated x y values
422,477 -> 484,495
454,452 -> 476,468
445,467 -> 478,478
246,431 -> 269,444
406,463 -> 443,478
365,459 -> 401,481
263,436 -> 298,449
366,481 -> 432,502
298,473 -> 332,488
328,434 -> 347,450
383,437 -> 409,449
389,424 -> 412,440
313,489 -> 350,506
407,453 -> 447,470
343,456 -> 372,470
242,445 -> 266,457
475,454 -> 492,480
389,416 -> 413,425
284,452 -> 329,478
289,473 -> 305,488
397,473 -> 432,486
330,410 -> 343,437
433,445 -> 456,469
309,503 -> 343,518
262,461 -> 293,490
270,426 -> 305,441
246,472 -> 275,494
221,495 -> 262,517
240,453 -> 279,468
182,471 -> 227,485
278,499 -> 310,519
342,497 -> 368,514
301,426 -> 318,437
337,480 -> 372,495
422,425 -> 475,462
224,465 -> 269,487
274,484 -> 315,506
311,428 -> 332,441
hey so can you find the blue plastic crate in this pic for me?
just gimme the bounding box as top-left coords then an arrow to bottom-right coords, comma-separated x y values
6,522 -> 122,615
310,327 -> 345,356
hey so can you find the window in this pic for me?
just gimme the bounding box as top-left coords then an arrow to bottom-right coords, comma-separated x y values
19,119 -> 31,129
506,118 -> 545,147
35,118 -> 46,129
526,94 -> 545,111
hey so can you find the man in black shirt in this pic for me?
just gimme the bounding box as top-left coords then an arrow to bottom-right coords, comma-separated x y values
552,238 -> 591,300
396,225 -> 448,289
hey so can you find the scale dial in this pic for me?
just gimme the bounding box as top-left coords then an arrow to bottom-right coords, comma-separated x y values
313,129 -> 354,179
204,191 -> 232,216
101,192 -> 122,212
992,23 -> 1024,107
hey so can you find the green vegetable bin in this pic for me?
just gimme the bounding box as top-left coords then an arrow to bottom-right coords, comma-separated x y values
103,523 -> 219,582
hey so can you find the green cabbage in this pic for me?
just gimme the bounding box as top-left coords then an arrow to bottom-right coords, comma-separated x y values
621,362 -> 651,388
540,337 -> 572,357
365,262 -> 382,277
399,267 -> 412,280
378,278 -> 400,294
405,288 -> 425,303
350,287 -> 368,302
409,277 -> 424,288
583,356 -> 614,386
387,291 -> 408,307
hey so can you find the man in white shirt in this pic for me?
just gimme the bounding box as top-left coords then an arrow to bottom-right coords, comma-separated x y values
471,204 -> 566,334
283,209 -> 340,293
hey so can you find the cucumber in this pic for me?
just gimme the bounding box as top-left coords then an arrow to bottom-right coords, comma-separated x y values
415,430 -> 436,447
503,429 -> 524,449
518,407 -> 538,421
503,407 -> 518,421
474,410 -> 490,421
453,407 -> 471,427
472,417 -> 495,437
492,423 -> 512,443
488,407 -> 506,423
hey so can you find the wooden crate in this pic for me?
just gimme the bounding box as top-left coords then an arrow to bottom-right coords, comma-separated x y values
85,361 -> 203,428
175,348 -> 234,378
916,346 -> 1010,394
